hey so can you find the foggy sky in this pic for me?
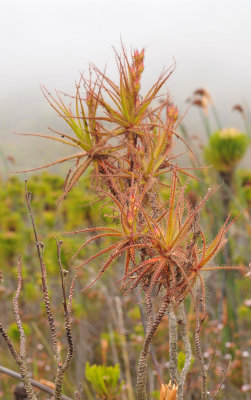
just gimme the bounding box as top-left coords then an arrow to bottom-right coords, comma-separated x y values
1,0 -> 251,168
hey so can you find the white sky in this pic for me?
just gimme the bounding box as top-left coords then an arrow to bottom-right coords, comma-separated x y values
0,0 -> 251,166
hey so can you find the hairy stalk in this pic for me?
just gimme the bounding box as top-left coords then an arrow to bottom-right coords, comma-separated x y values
137,294 -> 163,384
177,302 -> 192,400
210,358 -> 232,400
136,295 -> 169,400
145,292 -> 153,335
195,287 -> 208,400
13,258 -> 26,360
25,182 -> 61,366
25,183 -> 75,399
219,171 -> 238,340
54,242 -> 76,400
54,302 -> 75,399
167,308 -> 178,384
195,328 -> 207,400
0,260 -> 38,400
54,311 -> 74,399
12,258 -> 37,399
0,325 -> 36,400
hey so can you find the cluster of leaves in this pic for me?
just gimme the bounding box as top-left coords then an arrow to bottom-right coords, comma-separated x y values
85,362 -> 123,399
204,128 -> 249,173
18,46 -> 245,315
3,46 -> 248,400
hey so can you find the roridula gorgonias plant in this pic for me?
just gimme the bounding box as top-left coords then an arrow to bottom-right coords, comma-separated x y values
2,44 -> 247,400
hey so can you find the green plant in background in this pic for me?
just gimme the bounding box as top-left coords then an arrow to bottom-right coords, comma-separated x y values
203,128 -> 249,240
203,128 -> 249,219
179,89 -> 251,400
177,352 -> 194,373
204,128 -> 249,173
237,169 -> 251,208
7,322 -> 31,343
0,172 -> 104,275
85,362 -> 124,399
184,90 -> 251,356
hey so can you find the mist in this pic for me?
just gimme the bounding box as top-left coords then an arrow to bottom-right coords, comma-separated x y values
1,0 -> 251,169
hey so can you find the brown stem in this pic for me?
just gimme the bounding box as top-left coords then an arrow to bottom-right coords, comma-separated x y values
137,294 -> 163,384
195,286 -> 208,400
25,183 -> 75,399
54,243 -> 76,400
25,182 -> 61,366
210,358 -> 232,400
136,296 -> 169,400
177,302 -> 192,400
167,308 -> 178,384
145,292 -> 153,334
0,255 -> 37,400
12,258 -> 37,399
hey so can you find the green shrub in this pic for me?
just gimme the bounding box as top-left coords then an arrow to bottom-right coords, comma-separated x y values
8,322 -> 31,342
204,128 -> 249,172
85,362 -> 124,399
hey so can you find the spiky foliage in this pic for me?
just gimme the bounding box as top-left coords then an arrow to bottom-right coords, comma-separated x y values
19,43 -> 244,309
85,362 -> 123,400
70,169 -> 243,310
20,44 -> 245,400
204,128 -> 249,173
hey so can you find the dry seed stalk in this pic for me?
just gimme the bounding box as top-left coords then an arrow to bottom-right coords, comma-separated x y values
0,258 -> 37,400
137,296 -> 170,400
0,183 -> 76,399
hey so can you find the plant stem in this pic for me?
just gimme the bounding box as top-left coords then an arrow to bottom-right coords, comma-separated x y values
167,308 -> 178,384
177,302 -> 192,400
211,105 -> 222,130
137,294 -> 163,384
195,287 -> 208,400
136,296 -> 169,400
200,110 -> 211,138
